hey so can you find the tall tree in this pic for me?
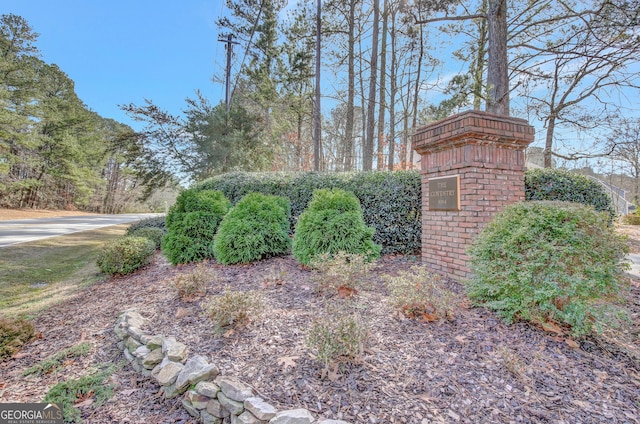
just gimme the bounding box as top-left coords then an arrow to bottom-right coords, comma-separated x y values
363,0 -> 380,170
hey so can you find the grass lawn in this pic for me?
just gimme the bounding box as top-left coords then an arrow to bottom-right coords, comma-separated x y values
0,224 -> 128,318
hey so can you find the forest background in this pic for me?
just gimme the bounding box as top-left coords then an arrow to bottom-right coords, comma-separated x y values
2,0 -> 640,212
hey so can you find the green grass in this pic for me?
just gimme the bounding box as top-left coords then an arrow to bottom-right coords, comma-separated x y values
0,224 -> 129,318
22,341 -> 92,376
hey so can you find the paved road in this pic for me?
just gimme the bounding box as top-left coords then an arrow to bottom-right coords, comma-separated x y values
0,214 -> 162,248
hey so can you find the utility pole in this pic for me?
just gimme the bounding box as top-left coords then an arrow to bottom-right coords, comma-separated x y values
218,34 -> 239,113
313,0 -> 322,171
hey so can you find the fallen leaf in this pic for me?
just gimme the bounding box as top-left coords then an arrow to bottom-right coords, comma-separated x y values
541,321 -> 564,335
565,338 -> 579,349
120,389 -> 138,396
74,398 -> 93,408
277,356 -> 299,370
455,335 -> 467,344
11,351 -> 29,359
175,307 -> 190,319
416,393 -> 434,403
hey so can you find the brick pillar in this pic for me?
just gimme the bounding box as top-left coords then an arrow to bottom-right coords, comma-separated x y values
412,110 -> 535,280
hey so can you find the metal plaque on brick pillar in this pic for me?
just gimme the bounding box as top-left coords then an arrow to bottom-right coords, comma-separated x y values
429,175 -> 460,211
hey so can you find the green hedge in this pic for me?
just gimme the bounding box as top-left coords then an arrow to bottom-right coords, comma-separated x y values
97,236 -> 156,275
525,168 -> 615,220
293,188 -> 381,266
194,171 -> 421,255
213,193 -> 292,264
162,189 -> 231,265
467,201 -> 628,336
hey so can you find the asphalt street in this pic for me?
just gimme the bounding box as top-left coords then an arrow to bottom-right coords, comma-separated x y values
0,214 -> 161,248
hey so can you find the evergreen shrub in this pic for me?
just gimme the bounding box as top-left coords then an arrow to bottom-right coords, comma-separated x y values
467,201 -> 629,337
525,168 -> 616,220
97,236 -> 156,275
213,193 -> 291,264
162,189 -> 231,265
0,317 -> 35,361
194,171 -> 421,254
130,227 -> 164,250
292,188 -> 381,266
125,216 -> 166,235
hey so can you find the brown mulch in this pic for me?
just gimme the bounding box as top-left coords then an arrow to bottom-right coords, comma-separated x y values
1,253 -> 639,423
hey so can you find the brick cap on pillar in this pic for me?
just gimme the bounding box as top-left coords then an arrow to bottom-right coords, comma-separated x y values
412,110 -> 535,156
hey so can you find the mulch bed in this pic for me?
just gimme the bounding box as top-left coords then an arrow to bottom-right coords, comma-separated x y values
1,253 -> 639,424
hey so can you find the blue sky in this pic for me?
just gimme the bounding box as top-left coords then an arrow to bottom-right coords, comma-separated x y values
4,0 -> 229,129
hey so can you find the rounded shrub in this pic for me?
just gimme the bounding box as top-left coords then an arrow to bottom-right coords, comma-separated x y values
130,227 -> 164,250
97,236 -> 156,275
292,188 -> 381,266
162,189 -> 231,265
467,201 -> 629,337
125,216 -> 166,235
525,168 -> 616,220
213,193 -> 291,265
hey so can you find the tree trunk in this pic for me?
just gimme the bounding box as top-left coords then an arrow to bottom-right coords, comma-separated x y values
486,0 -> 509,115
410,23 -> 424,168
376,0 -> 388,170
543,114 -> 556,168
387,7 -> 397,171
473,0 -> 488,110
344,0 -> 356,172
363,0 -> 380,171
313,0 -> 322,171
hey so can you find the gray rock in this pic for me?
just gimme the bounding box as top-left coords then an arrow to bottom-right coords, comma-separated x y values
123,311 -> 148,329
201,410 -> 223,424
269,409 -> 315,424
162,336 -> 188,362
215,376 -> 254,402
151,356 -> 170,378
127,326 -> 145,341
123,348 -> 135,362
182,398 -> 200,418
207,399 -> 230,418
236,411 -> 265,424
164,383 -> 182,399
131,359 -> 142,372
218,392 -> 244,415
175,355 -> 219,391
142,348 -> 163,369
124,336 -> 142,352
185,389 -> 210,409
244,397 -> 277,421
155,361 -> 184,386
141,368 -> 153,377
196,381 -> 221,398
132,345 -> 150,358
146,335 -> 165,350
317,421 -> 350,424
114,322 -> 127,340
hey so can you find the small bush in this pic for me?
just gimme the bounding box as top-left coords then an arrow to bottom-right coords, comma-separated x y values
97,236 -> 156,275
293,188 -> 381,266
0,317 -> 35,361
310,251 -> 373,295
306,304 -> 368,376
163,189 -> 231,265
130,227 -> 164,250
383,265 -> 456,321
208,290 -> 264,334
172,263 -> 215,301
213,193 -> 291,264
125,216 -> 166,235
621,214 -> 640,225
525,168 -> 616,220
43,364 -> 119,423
467,201 -> 629,337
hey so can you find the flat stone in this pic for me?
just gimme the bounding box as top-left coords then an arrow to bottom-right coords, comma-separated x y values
162,336 -> 188,362
164,383 -> 182,399
218,392 -> 244,415
182,398 -> 200,418
123,311 -> 148,329
124,336 -> 142,352
123,348 -> 135,362
215,376 -> 254,402
185,389 -> 210,409
127,326 -> 145,341
175,355 -> 219,391
141,368 -> 153,377
151,357 -> 170,378
196,381 -> 220,398
269,409 -> 315,424
244,397 -> 277,421
207,399 -> 230,418
114,322 -> 127,340
131,360 -> 142,372
236,411 -> 264,424
132,345 -> 150,358
201,410 -> 223,424
156,361 -> 184,386
146,335 -> 165,350
142,348 -> 164,369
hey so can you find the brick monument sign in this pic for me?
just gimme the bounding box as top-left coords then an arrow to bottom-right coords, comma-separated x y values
412,110 -> 535,279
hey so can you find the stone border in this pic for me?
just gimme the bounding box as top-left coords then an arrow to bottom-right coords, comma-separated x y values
115,310 -> 350,424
